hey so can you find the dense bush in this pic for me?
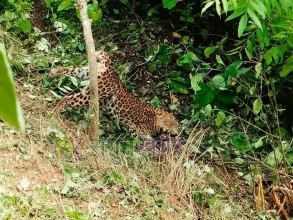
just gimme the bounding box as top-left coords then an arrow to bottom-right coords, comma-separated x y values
0,0 -> 292,166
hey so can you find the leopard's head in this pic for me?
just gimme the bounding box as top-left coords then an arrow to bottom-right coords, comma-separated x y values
155,109 -> 179,135
95,50 -> 112,66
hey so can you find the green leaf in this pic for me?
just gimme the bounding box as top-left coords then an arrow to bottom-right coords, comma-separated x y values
148,62 -> 157,72
167,80 -> 188,94
90,9 -> 102,22
238,14 -> 248,37
221,91 -> 237,104
222,0 -> 228,13
211,75 -> 225,89
215,111 -> 225,127
57,0 -> 74,11
0,44 -> 25,132
215,0 -> 221,16
226,6 -> 247,21
70,76 -> 78,87
216,55 -> 225,66
166,71 -> 181,78
245,40 -> 252,60
250,0 -> 266,19
151,96 -> 161,107
194,84 -> 216,108
18,19 -> 31,33
176,52 -> 198,66
201,1 -> 214,15
247,8 -> 263,31
255,63 -> 262,78
120,0 -> 128,4
279,0 -> 291,13
4,11 -> 15,21
65,210 -> 87,220
162,0 -> 177,9
265,148 -> 283,166
231,132 -> 250,153
280,55 -> 293,77
204,46 -> 217,58
252,137 -> 265,149
253,99 -> 262,114
286,150 -> 293,165
224,61 -> 243,78
204,104 -> 212,117
190,74 -> 203,92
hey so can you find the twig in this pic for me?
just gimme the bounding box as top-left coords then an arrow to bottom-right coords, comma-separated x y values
271,188 -> 290,220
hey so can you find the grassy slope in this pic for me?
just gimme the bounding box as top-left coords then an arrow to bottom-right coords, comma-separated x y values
0,77 -> 259,219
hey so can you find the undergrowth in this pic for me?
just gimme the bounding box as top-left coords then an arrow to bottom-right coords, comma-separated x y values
0,0 -> 292,219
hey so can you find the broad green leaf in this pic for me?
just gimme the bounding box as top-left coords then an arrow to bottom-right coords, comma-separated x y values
167,80 -> 188,94
91,10 -> 103,23
215,111 -> 225,127
224,61 -> 243,78
238,13 -> 248,37
204,104 -> 212,117
211,75 -> 225,89
57,0 -> 74,11
252,137 -> 265,149
286,150 -> 293,165
176,52 -> 198,66
231,0 -> 237,8
4,11 -> 15,21
264,45 -> 287,65
253,99 -> 262,114
65,210 -> 87,220
263,27 -> 270,46
231,132 -> 250,153
148,62 -> 157,72
280,0 -> 292,13
190,74 -> 203,92
70,76 -> 78,87
0,44 -> 25,132
151,96 -> 161,107
194,84 -> 216,108
218,91 -> 237,104
166,71 -> 181,78
201,1 -> 214,15
204,46 -> 217,58
280,64 -> 293,77
280,55 -> 293,77
265,148 -> 283,166
162,0 -> 177,9
18,19 -> 31,33
247,8 -> 263,31
255,62 -> 262,78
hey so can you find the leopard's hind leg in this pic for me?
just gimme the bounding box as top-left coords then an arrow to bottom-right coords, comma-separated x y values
53,88 -> 91,114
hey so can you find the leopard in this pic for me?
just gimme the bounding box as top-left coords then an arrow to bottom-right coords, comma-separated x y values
50,50 -> 179,136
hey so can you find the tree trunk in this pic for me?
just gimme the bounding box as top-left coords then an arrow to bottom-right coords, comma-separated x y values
76,0 -> 100,140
